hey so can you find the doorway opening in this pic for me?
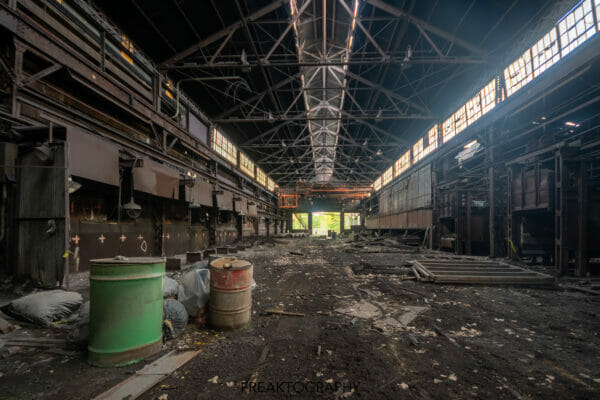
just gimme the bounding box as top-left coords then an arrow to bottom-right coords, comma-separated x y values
312,212 -> 340,235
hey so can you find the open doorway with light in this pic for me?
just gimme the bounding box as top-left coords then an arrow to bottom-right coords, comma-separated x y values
311,212 -> 340,236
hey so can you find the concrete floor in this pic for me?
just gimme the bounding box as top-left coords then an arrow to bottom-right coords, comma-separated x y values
1,237 -> 599,399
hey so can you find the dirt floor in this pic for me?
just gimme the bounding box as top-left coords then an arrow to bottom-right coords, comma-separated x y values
1,237 -> 599,399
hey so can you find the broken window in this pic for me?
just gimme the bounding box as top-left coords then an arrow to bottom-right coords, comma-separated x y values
211,128 -> 237,165
504,49 -> 533,97
559,0 -> 596,57
373,176 -> 382,192
413,138 -> 424,164
120,34 -> 134,65
454,105 -> 468,135
442,114 -> 456,143
256,167 -> 267,186
382,166 -> 393,186
466,91 -> 482,126
481,79 -> 497,115
531,28 -> 561,77
267,177 -> 275,192
395,151 -> 410,177
394,150 -> 411,177
240,152 -> 255,178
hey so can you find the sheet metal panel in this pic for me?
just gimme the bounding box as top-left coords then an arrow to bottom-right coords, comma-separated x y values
234,198 -> 247,214
220,190 -> 234,211
186,180 -> 213,206
188,113 -> 208,144
134,158 -> 181,199
67,127 -> 119,186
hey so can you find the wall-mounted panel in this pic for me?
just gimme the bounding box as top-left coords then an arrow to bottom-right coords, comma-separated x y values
67,128 -> 119,186
134,158 -> 180,199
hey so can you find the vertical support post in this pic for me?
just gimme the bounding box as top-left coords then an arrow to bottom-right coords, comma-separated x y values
576,161 -> 589,276
454,186 -> 462,255
161,204 -> 166,257
431,163 -> 439,250
507,166 -> 515,258
12,41 -> 25,117
555,151 -> 568,275
308,212 -> 313,235
153,73 -> 162,113
466,191 -> 472,255
488,128 -> 496,257
340,211 -> 345,233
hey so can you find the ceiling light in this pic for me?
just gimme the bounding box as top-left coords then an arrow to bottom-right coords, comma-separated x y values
376,149 -> 382,156
565,121 -> 580,127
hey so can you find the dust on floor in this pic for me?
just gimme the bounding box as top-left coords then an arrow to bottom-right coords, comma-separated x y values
1,237 -> 599,399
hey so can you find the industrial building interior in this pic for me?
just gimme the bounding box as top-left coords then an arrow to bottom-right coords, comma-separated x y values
0,0 -> 599,398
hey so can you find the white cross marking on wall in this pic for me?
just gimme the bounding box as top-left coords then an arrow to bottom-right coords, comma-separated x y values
98,234 -> 105,243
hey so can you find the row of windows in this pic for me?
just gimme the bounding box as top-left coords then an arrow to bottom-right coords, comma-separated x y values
211,128 -> 275,191
373,0 -> 598,192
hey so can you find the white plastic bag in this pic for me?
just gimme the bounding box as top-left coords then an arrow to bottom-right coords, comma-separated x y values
177,268 -> 210,317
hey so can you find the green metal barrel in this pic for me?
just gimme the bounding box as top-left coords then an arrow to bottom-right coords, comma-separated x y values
88,257 -> 165,367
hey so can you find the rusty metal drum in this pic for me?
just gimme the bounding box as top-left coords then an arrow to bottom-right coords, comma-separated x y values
209,257 -> 253,329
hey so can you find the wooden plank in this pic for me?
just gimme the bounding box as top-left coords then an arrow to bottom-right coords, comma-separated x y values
264,309 -> 305,317
93,350 -> 200,400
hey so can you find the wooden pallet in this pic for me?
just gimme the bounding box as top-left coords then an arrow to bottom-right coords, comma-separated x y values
413,259 -> 554,285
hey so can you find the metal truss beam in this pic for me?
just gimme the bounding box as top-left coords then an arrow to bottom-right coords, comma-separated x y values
365,0 -> 486,56
161,0 -> 286,66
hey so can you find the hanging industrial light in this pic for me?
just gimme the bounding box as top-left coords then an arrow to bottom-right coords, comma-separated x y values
121,157 -> 142,219
33,143 -> 53,162
68,176 -> 82,194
